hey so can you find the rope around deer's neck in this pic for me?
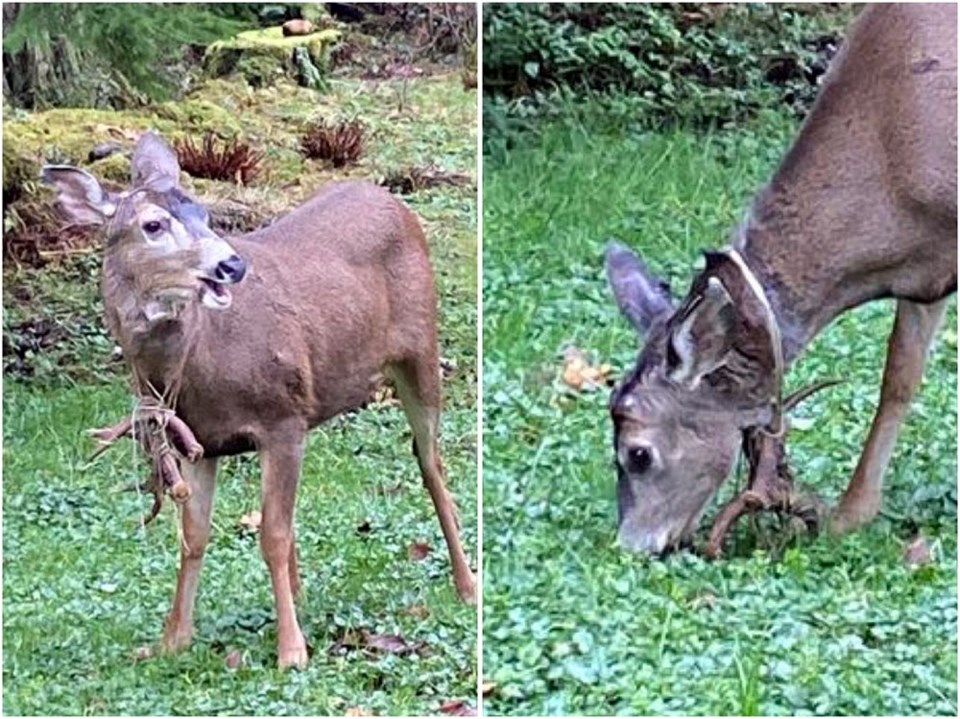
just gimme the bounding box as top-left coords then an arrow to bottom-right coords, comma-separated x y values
721,246 -> 785,437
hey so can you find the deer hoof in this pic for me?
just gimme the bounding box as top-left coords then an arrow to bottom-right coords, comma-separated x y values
278,643 -> 309,669
455,573 -> 477,604
830,493 -> 881,535
160,629 -> 193,654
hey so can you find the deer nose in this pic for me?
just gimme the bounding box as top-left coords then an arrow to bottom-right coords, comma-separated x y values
215,254 -> 246,283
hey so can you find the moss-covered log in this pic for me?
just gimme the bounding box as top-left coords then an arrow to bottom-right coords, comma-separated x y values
203,26 -> 340,89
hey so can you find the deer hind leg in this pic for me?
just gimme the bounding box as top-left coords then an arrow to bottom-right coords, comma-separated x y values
259,437 -> 309,668
162,457 -> 218,652
389,357 -> 477,603
831,298 -> 948,534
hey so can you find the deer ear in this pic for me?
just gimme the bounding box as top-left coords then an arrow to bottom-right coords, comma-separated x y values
605,241 -> 674,335
40,166 -> 116,226
666,277 -> 736,387
131,131 -> 180,191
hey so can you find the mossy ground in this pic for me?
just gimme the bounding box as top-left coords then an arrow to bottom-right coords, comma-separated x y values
3,67 -> 478,716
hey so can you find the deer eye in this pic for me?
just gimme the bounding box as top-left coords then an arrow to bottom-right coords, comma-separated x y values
142,220 -> 163,234
627,445 -> 654,474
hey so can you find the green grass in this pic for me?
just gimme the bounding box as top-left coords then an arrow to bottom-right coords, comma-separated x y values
481,117 -> 957,716
3,71 -> 477,716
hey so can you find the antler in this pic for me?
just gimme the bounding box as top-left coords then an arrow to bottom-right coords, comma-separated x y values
783,378 -> 842,412
703,377 -> 841,558
86,405 -> 202,523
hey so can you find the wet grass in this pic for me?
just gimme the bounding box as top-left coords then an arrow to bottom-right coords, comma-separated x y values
3,70 -> 477,716
481,115 -> 957,716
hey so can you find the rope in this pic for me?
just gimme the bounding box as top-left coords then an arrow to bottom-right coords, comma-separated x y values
721,246 -> 785,437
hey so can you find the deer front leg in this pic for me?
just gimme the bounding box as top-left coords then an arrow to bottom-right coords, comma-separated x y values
162,457 -> 218,652
832,298 -> 948,533
259,438 -> 309,669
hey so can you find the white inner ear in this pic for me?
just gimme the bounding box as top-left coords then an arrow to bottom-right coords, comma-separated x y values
669,277 -> 735,387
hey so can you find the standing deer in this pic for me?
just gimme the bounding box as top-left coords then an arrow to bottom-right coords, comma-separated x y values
605,3 -> 956,554
43,133 -> 476,668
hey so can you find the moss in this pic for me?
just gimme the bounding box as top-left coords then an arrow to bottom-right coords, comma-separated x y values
90,153 -> 131,185
151,98 -> 245,136
203,26 -> 340,86
3,143 -> 41,205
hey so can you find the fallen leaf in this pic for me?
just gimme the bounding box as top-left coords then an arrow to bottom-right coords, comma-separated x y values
224,649 -> 243,669
439,699 -> 476,716
691,592 -> 717,611
560,346 -> 613,392
329,628 -> 428,657
405,603 -> 430,619
481,681 -> 496,696
903,534 -> 933,567
362,631 -> 426,656
239,510 -> 261,531
131,645 -> 155,661
345,708 -> 370,717
408,541 -> 431,561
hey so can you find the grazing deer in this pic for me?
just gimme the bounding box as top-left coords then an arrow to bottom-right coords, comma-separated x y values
43,132 -> 476,668
605,3 -> 957,554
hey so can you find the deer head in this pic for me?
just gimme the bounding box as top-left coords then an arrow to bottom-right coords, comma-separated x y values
605,242 -> 778,554
42,132 -> 246,322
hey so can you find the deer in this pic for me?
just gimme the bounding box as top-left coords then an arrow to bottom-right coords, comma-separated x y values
42,132 -> 476,668
605,3 -> 956,555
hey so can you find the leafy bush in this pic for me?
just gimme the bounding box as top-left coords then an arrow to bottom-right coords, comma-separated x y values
482,3 -> 854,154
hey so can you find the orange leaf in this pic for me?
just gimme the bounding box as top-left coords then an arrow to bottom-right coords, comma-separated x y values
224,649 -> 243,669
408,541 -> 431,561
240,510 -> 261,530
439,699 -> 476,716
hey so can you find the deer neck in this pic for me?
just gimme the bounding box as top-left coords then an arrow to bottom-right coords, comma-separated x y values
102,254 -> 206,400
732,84 -> 901,366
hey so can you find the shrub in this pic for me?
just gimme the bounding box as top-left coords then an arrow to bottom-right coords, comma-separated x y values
175,133 -> 263,184
482,3 -> 854,154
299,119 -> 365,168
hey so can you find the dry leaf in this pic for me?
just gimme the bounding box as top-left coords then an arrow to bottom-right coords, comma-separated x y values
131,645 -> 155,662
560,346 -> 613,392
691,592 -> 717,610
439,699 -> 476,716
481,681 -> 496,697
405,603 -> 430,620
408,541 -> 431,561
362,631 -> 425,656
903,534 -> 932,567
240,510 -> 261,531
224,648 -> 243,669
330,628 -> 428,657
345,707 -> 370,717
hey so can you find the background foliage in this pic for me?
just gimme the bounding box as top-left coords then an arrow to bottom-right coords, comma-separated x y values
2,3 -> 247,108
482,2 -> 854,155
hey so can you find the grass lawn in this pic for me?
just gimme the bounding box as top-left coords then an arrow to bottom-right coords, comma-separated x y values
481,116 -> 957,716
3,71 -> 477,716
